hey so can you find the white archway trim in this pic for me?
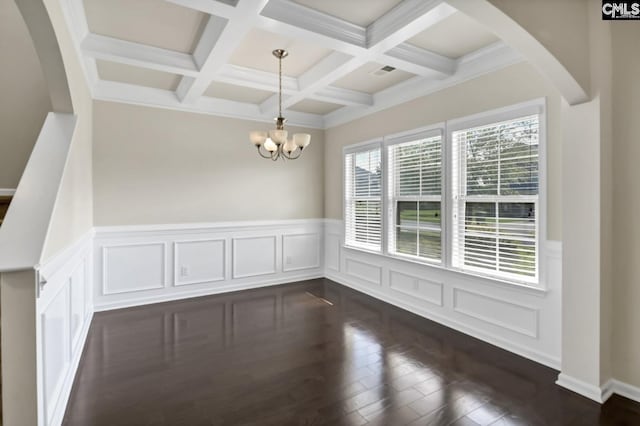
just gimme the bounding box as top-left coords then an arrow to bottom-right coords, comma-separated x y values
14,0 -> 73,113
446,0 -> 589,105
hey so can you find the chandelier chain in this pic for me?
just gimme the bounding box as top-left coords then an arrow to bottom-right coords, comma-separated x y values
278,54 -> 282,118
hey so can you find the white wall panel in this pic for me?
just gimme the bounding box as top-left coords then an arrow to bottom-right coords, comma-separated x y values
232,236 -> 277,279
282,233 -> 320,272
102,243 -> 166,294
41,284 -> 70,425
345,258 -> 382,286
453,288 -> 539,338
69,262 -> 86,350
389,270 -> 443,306
325,233 -> 341,272
93,220 -> 324,311
174,239 -> 225,286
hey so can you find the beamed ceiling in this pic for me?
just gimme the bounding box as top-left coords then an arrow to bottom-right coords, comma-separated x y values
62,0 -> 523,129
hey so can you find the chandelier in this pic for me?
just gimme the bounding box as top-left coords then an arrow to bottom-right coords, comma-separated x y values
250,49 -> 311,160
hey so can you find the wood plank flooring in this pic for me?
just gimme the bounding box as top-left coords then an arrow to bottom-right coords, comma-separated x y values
63,279 -> 640,425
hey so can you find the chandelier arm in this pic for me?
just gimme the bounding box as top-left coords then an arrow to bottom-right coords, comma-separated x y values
282,148 -> 302,160
256,145 -> 273,159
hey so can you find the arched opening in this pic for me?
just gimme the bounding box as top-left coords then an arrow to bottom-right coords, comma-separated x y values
0,1 -> 77,425
448,0 -> 617,402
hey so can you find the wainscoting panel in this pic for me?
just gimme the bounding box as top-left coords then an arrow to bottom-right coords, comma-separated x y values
389,270 -> 443,307
345,258 -> 382,286
69,262 -> 86,351
102,243 -> 166,295
93,220 -> 324,311
453,288 -> 539,338
232,236 -> 277,279
324,220 -> 561,369
36,230 -> 94,426
325,232 -> 341,272
41,283 -> 70,425
282,233 -> 321,272
174,239 -> 225,286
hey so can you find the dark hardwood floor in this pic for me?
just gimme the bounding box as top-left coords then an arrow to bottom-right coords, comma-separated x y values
63,279 -> 640,425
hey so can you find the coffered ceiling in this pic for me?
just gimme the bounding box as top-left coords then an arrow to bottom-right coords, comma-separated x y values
62,0 -> 524,129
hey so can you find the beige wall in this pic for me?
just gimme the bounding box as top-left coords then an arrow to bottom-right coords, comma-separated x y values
92,101 -> 324,225
612,23 -> 640,389
0,0 -> 52,189
0,270 -> 37,425
40,0 -> 94,261
324,62 -> 563,241
487,0 -> 590,99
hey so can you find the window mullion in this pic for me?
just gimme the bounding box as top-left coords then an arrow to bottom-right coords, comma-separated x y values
380,140 -> 388,256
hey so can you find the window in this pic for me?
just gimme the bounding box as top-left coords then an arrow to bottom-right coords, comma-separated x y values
345,146 -> 382,251
343,100 -> 544,286
451,114 -> 539,282
388,132 -> 442,263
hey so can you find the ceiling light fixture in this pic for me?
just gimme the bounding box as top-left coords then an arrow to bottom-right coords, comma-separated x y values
250,49 -> 310,161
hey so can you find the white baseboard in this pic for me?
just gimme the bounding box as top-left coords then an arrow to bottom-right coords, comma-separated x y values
556,373 -> 609,403
556,374 -> 640,405
609,379 -> 640,404
0,188 -> 16,196
94,272 -> 323,311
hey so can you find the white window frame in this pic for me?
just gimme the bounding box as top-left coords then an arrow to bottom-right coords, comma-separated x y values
385,125 -> 445,265
447,99 -> 546,286
341,98 -> 547,289
343,139 -> 384,253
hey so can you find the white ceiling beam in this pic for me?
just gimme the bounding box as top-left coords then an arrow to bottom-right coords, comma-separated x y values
366,0 -> 453,50
262,1 -> 454,113
259,50 -> 361,113
323,42 -> 524,128
256,0 -> 455,77
67,0 -> 520,131
259,0 -> 366,50
216,64 -> 372,107
164,0 -> 237,19
191,14 -> 227,68
93,79 -> 324,129
216,64 -> 299,93
315,86 -> 373,107
80,30 -> 372,108
176,0 -> 270,103
258,94 -> 282,115
383,43 -> 456,78
60,0 -> 100,91
81,34 -> 200,77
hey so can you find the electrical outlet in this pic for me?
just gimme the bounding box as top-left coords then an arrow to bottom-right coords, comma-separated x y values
180,266 -> 189,277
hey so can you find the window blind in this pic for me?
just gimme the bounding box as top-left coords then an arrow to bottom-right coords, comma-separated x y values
388,135 -> 442,262
345,147 -> 382,251
451,114 -> 539,282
